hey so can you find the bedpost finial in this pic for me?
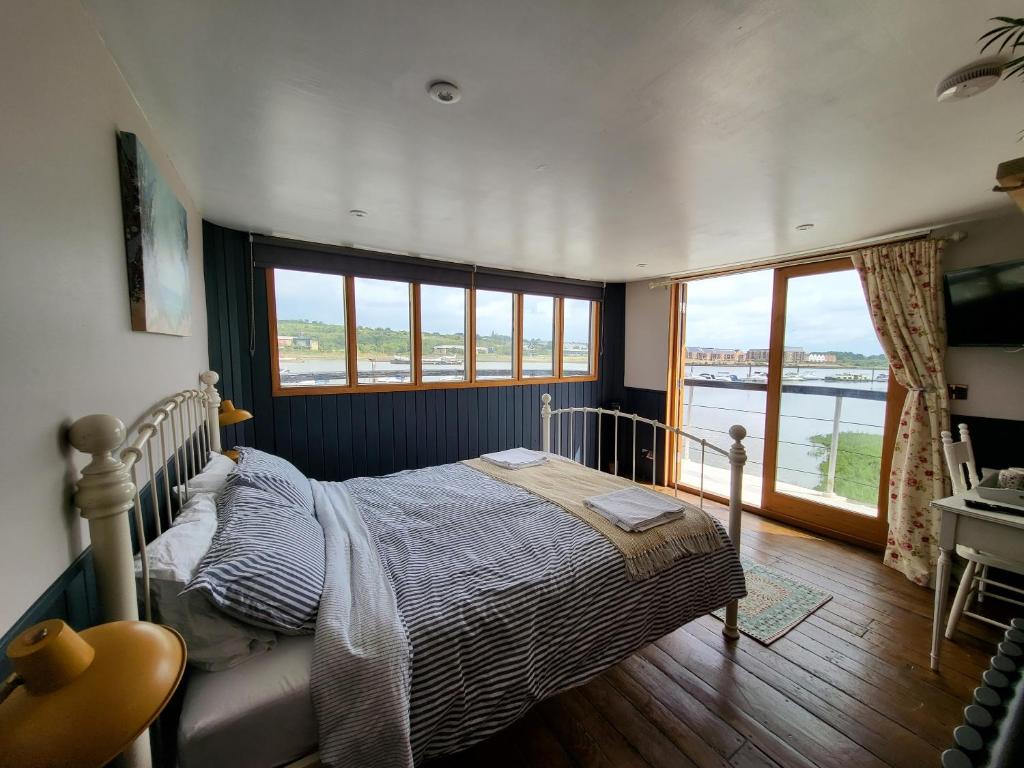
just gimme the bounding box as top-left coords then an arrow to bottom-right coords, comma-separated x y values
68,414 -> 126,457
541,393 -> 551,405
200,370 -> 222,409
68,415 -> 135,522
728,424 -> 746,443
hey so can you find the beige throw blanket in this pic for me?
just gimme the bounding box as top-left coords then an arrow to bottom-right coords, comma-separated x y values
465,457 -> 724,580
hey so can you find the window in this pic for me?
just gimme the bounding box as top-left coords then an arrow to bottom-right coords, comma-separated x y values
562,298 -> 594,377
267,269 -> 598,394
420,284 -> 468,382
475,290 -> 515,380
272,268 -> 347,388
354,277 -> 412,385
521,295 -> 556,378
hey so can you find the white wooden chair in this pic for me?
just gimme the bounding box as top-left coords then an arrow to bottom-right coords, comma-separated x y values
942,423 -> 1024,637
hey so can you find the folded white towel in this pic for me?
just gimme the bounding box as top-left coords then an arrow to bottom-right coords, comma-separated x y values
584,487 -> 692,532
480,447 -> 549,470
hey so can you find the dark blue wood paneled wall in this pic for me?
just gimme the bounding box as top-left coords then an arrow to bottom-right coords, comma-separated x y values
620,386 -> 670,485
0,550 -> 98,678
204,221 -> 627,480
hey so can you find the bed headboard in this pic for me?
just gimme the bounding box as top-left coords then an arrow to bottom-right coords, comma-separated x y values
67,371 -> 223,624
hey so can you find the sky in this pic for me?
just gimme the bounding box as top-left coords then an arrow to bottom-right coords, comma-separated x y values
685,268 -> 883,355
274,269 -> 591,342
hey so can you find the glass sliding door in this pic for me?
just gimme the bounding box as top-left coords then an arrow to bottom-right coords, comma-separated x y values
666,269 -> 773,506
761,258 -> 898,543
666,256 -> 899,546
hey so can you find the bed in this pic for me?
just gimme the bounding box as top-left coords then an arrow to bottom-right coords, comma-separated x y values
66,371 -> 749,768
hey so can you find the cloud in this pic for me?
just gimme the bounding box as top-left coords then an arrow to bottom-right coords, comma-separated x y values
685,268 -> 882,355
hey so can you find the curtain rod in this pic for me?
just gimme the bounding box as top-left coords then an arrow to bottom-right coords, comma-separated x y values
647,229 -> 968,288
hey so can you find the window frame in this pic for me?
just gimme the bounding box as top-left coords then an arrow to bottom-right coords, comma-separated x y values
351,275 -> 416,388
518,294 -> 559,380
418,283 -> 470,384
473,288 -> 518,383
267,268 -> 599,396
560,297 -> 599,378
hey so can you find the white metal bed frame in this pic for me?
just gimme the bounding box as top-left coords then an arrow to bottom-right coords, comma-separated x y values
66,373 -> 746,768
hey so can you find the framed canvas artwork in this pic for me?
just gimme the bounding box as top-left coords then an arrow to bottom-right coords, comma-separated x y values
116,131 -> 191,336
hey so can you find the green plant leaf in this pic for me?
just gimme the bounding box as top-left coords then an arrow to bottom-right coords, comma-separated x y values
979,18 -> 1024,52
981,27 -> 1017,52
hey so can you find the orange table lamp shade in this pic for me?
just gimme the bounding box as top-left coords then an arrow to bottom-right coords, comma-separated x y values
219,399 -> 253,427
0,619 -> 186,768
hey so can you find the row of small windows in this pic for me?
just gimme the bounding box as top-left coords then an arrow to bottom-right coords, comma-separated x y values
268,268 -> 598,394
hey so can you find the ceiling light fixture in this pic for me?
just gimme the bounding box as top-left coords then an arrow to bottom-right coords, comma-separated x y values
636,263 -> 647,268
349,209 -> 368,218
427,80 -> 461,104
795,223 -> 814,231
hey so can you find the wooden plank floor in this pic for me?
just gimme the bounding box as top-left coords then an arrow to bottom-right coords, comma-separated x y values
426,499 -> 1001,768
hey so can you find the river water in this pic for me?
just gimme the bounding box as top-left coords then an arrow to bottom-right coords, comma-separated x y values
681,364 -> 888,502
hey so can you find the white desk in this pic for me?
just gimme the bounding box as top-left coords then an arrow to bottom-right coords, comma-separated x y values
930,490 -> 1024,670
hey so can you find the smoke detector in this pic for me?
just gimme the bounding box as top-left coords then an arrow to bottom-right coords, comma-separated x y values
427,80 -> 461,104
936,61 -> 1003,102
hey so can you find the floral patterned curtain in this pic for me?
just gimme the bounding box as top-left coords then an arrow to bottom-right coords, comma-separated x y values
851,240 -> 949,586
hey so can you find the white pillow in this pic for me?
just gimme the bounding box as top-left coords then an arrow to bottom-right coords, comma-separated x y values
175,452 -> 237,502
135,492 -> 277,670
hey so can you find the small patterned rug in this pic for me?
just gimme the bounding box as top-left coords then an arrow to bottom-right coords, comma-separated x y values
712,557 -> 832,644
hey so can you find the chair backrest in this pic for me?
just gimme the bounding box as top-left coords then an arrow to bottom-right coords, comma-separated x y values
941,423 -> 981,494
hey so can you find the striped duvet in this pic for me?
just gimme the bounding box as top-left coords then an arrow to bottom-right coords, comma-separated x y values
311,462 -> 746,767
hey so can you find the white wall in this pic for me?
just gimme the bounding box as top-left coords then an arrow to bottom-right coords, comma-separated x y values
938,214 -> 1024,422
625,213 -> 1024,422
0,0 -> 207,632
624,281 -> 671,391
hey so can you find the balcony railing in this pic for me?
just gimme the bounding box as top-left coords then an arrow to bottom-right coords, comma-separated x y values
675,377 -> 887,514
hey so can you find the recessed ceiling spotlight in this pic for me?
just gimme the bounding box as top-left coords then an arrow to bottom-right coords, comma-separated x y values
349,209 -> 368,218
636,263 -> 647,268
795,223 -> 814,231
936,60 -> 1003,102
427,80 -> 461,104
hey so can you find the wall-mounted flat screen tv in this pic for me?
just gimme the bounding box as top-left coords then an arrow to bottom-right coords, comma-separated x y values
944,258 -> 1024,347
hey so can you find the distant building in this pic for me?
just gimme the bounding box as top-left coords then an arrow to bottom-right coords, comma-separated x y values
806,352 -> 837,363
278,335 -> 319,351
433,344 -> 465,354
747,346 -> 805,364
563,341 -> 590,353
686,347 -> 746,363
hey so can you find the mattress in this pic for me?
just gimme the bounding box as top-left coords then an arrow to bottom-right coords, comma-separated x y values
177,635 -> 317,768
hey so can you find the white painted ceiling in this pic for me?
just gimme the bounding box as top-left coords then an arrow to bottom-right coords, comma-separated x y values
83,0 -> 1019,282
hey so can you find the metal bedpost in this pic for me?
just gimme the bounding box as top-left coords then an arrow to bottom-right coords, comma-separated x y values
68,413 -> 153,767
541,393 -> 552,453
722,424 -> 747,641
201,371 -> 223,454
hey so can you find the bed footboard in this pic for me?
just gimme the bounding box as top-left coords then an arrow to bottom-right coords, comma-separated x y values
540,393 -> 747,639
